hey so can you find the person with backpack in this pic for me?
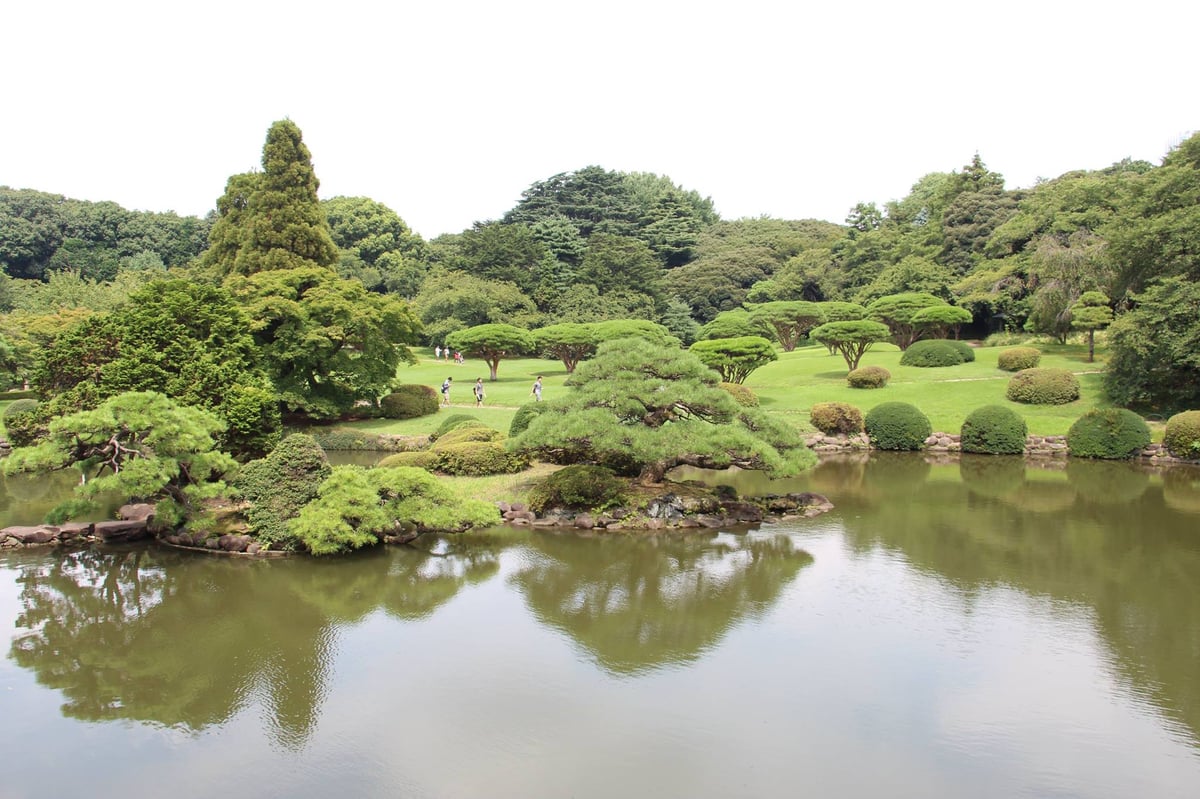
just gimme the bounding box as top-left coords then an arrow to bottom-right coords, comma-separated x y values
440,376 -> 452,405
473,378 -> 485,407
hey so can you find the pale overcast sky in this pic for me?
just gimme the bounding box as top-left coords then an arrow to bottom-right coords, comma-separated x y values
2,1 -> 1195,239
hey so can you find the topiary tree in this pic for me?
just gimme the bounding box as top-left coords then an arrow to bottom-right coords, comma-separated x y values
688,336 -> 777,384
747,301 -> 826,351
899,339 -> 969,368
810,320 -> 891,371
532,323 -> 597,373
445,323 -> 533,381
514,337 -> 816,484
998,346 -> 1041,371
911,305 -> 973,340
697,309 -> 772,341
960,405 -> 1028,455
809,402 -> 864,435
864,402 -> 931,451
1163,410 -> 1200,460
234,434 -> 331,549
1006,368 -> 1081,405
866,292 -> 949,350
846,365 -> 890,389
1069,291 -> 1113,363
1066,408 -> 1151,459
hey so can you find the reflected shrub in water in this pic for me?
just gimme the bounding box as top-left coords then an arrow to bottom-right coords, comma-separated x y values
997,346 -> 1041,371
809,401 -> 864,435
1066,460 -> 1149,504
846,365 -> 890,389
959,455 -> 1026,499
864,402 -> 931,451
960,405 -> 1028,455
528,465 -> 628,514
1163,411 -> 1200,460
235,434 -> 332,549
1066,409 -> 1151,459
1006,367 -> 1080,405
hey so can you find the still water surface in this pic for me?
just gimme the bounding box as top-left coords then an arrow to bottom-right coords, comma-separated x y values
1,455 -> 1198,798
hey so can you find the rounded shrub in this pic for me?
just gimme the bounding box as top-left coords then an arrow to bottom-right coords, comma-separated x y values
960,405 -> 1028,455
3,399 -> 48,446
432,441 -> 528,476
998,346 -> 1041,372
810,401 -> 865,435
946,340 -> 976,363
432,414 -> 480,439
864,402 -> 932,451
380,384 -> 439,419
1006,368 -> 1080,405
847,365 -> 890,389
509,402 -> 550,437
377,451 -> 438,469
1066,408 -> 1151,459
432,424 -> 504,448
899,339 -> 967,367
3,398 -> 39,420
719,381 -> 759,407
234,434 -> 332,549
527,465 -> 628,514
1163,410 -> 1200,460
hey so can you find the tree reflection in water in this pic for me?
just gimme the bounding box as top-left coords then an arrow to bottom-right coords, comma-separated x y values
510,530 -> 812,675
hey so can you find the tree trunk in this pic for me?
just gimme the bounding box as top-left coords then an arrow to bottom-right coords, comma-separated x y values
1086,330 -> 1095,363
637,461 -> 668,485
488,358 -> 499,381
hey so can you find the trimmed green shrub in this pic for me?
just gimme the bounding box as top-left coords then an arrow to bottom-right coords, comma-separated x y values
0,390 -> 39,401
380,384 -> 439,419
432,425 -> 504,448
899,339 -> 968,367
998,347 -> 1041,371
960,405 -> 1028,455
3,398 -> 40,421
432,414 -> 480,439
864,402 -> 931,451
509,402 -> 550,437
719,382 -> 759,407
235,434 -> 332,549
433,441 -> 528,476
1006,368 -> 1080,405
847,365 -> 890,389
947,340 -> 976,363
3,401 -> 53,447
307,427 -> 412,452
377,451 -> 438,469
528,465 -> 628,513
810,401 -> 864,435
1067,408 -> 1151,459
1163,410 -> 1200,459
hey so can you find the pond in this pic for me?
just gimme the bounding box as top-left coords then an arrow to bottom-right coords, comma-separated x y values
1,454 -> 1198,798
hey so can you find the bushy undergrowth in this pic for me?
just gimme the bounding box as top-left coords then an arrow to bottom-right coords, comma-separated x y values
1163,410 -> 1200,459
846,365 -> 890,389
235,434 -> 331,549
1067,408 -> 1151,459
307,427 -> 411,451
998,347 -> 1041,371
3,398 -> 39,420
900,339 -> 969,367
719,382 -> 760,407
377,450 -> 438,469
432,414 -> 480,439
433,440 -> 529,476
864,402 -> 931,451
509,402 -> 550,437
527,465 -> 628,513
380,384 -> 439,419
1006,368 -> 1080,405
810,401 -> 864,435
960,405 -> 1028,455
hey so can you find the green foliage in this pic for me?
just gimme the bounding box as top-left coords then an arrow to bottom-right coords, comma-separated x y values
323,195 -> 427,295
527,465 -> 628,513
433,414 -> 481,439
432,440 -> 529,476
846,365 -> 891,389
380,385 -> 439,419
509,402 -> 549,437
911,304 -> 972,339
433,425 -> 503,447
412,268 -> 540,342
234,434 -> 331,549
377,451 -> 438,469
960,405 -> 1028,455
1006,368 -> 1081,405
1066,408 -> 1151,459
809,402 -> 864,435
748,301 -> 826,351
1104,277 -> 1200,413
306,427 -> 413,452
810,320 -> 892,371
698,309 -> 772,341
998,347 -> 1041,371
590,319 -> 677,346
3,391 -> 236,524
1070,291 -> 1113,362
864,402 -> 932,451
288,465 -> 497,555
866,293 -> 949,350
3,398 -> 39,420
900,339 -> 969,367
532,322 -> 596,373
688,336 -> 777,384
718,382 -> 759,407
1163,411 -> 1200,459
444,323 -> 533,381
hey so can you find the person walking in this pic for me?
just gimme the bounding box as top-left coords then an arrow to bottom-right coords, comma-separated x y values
434,345 -> 442,360
531,375 -> 543,402
440,376 -> 452,405
473,378 -> 485,407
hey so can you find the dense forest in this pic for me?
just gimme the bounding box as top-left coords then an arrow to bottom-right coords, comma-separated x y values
2,124 -> 1198,417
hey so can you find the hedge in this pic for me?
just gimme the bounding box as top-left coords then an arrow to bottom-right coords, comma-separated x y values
509,402 -> 550,437
1066,409 -> 1151,459
864,402 -> 931,451
380,384 -> 440,419
998,347 -> 1041,372
899,339 -> 968,367
719,382 -> 760,407
960,405 -> 1028,455
1006,368 -> 1080,405
847,365 -> 890,389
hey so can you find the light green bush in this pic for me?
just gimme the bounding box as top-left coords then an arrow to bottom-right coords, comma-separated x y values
846,365 -> 890,389
998,347 -> 1041,371
960,405 -> 1028,455
1163,410 -> 1200,459
864,402 -> 931,451
380,385 -> 440,419
1006,368 -> 1080,405
809,401 -> 864,435
719,382 -> 760,407
900,339 -> 968,367
528,465 -> 628,513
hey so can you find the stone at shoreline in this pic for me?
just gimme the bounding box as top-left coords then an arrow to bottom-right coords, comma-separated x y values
94,519 -> 150,542
4,526 -> 59,544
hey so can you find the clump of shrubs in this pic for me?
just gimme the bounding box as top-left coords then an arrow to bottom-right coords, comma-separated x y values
810,401 -> 864,435
528,465 -> 628,514
3,398 -> 49,447
234,434 -> 332,549
864,402 -> 932,451
377,451 -> 437,469
1163,410 -> 1200,460
432,414 -> 480,439
960,405 -> 1028,455
900,339 -> 970,367
392,422 -> 528,476
1067,409 -> 1151,459
998,347 -> 1041,372
509,402 -> 550,437
1006,368 -> 1080,405
379,384 -> 439,419
719,382 -> 759,407
847,365 -> 890,389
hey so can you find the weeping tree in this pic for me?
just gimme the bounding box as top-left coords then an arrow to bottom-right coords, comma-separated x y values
513,337 -> 816,484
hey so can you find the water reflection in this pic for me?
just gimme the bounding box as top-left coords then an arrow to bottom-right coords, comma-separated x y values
510,530 -> 812,676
